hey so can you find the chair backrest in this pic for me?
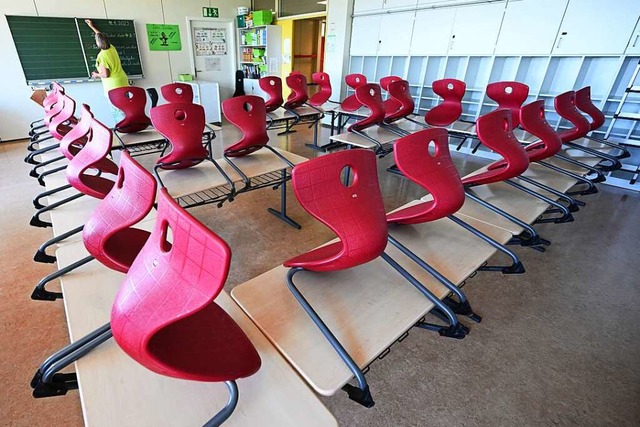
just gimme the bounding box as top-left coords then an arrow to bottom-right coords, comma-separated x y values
424,78 -> 466,126
82,151 -> 157,273
284,73 -> 309,109
59,103 -> 93,160
65,109 -> 119,198
43,82 -> 64,109
151,103 -> 208,169
379,75 -> 403,92
146,88 -> 159,108
161,83 -> 194,104
486,81 -> 529,128
519,100 -> 563,162
341,73 -> 367,111
222,95 -> 269,157
308,72 -> 332,106
111,188 -> 261,381
575,86 -> 605,131
258,76 -> 284,112
387,128 -> 465,224
463,109 -> 529,186
379,75 -> 403,114
554,90 -> 592,142
47,93 -> 77,140
385,79 -> 415,123
348,83 -> 386,132
109,86 -> 152,133
285,149 -> 388,271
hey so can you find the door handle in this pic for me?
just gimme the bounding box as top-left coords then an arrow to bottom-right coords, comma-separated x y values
556,32 -> 567,49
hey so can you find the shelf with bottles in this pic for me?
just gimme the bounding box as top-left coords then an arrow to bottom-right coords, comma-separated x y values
239,26 -> 268,46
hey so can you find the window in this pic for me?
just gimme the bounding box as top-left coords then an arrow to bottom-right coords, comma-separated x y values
252,0 -> 275,12
279,0 -> 326,17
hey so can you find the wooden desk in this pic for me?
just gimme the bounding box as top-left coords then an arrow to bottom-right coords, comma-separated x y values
54,243 -> 336,427
231,211 -> 510,396
328,126 -> 399,149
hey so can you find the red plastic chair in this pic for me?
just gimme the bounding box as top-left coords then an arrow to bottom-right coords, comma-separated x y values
109,86 -> 152,133
341,73 -> 367,111
554,91 -> 621,169
461,109 -> 529,187
111,188 -> 261,425
82,151 -> 157,273
65,109 -> 119,199
151,102 -> 209,169
59,103 -> 92,161
161,83 -> 194,104
258,76 -> 284,112
384,80 -> 415,123
222,95 -> 269,157
284,73 -> 309,109
348,84 -> 386,132
387,129 -> 465,224
379,75 -> 403,115
308,72 -> 332,107
424,79 -> 466,127
46,93 -> 77,141
486,81 -> 529,128
283,149 -> 468,407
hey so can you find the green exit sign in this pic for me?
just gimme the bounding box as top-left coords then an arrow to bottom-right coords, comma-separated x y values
202,7 -> 219,17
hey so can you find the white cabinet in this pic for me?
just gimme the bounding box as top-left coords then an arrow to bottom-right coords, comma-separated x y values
410,8 -> 455,55
553,0 -> 640,55
350,15 -> 381,56
377,12 -> 415,55
180,80 -> 221,123
384,0 -> 418,9
353,0 -> 384,13
625,19 -> 640,55
448,2 -> 506,55
495,0 -> 567,55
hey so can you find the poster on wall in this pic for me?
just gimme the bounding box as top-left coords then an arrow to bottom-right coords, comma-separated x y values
194,28 -> 227,56
146,23 -> 182,51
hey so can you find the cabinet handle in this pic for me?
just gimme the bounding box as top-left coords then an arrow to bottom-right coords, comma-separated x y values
556,31 -> 567,49
450,34 -> 455,51
633,34 -> 639,48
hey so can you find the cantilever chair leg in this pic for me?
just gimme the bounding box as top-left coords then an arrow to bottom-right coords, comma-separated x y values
387,235 -> 482,322
204,381 -> 240,427
583,135 -> 630,158
34,225 -> 85,263
550,153 -> 606,183
446,214 -> 525,274
379,252 -> 469,339
464,190 -> 550,251
286,267 -> 375,408
30,155 -> 66,178
515,175 -> 584,210
33,184 -> 73,209
536,160 -> 598,195
30,193 -> 85,228
503,179 -> 574,223
25,143 -> 59,164
36,165 -> 67,186
32,323 -> 112,398
31,256 -> 94,301
562,142 -> 621,171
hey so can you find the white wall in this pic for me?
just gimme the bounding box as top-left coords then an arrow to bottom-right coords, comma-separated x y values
324,0 -> 355,102
0,0 -> 248,141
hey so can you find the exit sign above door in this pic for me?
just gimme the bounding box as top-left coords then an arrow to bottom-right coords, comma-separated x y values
202,7 -> 219,18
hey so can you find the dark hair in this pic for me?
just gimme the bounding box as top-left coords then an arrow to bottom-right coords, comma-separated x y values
95,33 -> 111,50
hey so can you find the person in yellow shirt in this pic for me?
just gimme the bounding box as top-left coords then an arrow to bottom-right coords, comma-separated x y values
85,19 -> 129,123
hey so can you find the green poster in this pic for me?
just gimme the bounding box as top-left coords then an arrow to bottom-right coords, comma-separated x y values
146,24 -> 181,51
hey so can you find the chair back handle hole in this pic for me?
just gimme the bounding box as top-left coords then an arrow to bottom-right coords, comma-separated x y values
505,86 -> 513,94
160,220 -> 173,253
174,110 -> 186,121
340,165 -> 355,188
427,140 -> 437,157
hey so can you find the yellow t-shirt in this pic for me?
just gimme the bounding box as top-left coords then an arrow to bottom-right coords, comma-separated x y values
96,46 -> 129,95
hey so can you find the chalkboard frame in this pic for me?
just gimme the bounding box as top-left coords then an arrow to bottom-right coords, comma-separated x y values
6,15 -> 144,85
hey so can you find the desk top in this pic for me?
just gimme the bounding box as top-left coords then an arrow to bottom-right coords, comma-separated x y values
329,126 -> 399,148
157,147 -> 307,199
267,106 -> 322,122
55,242 -> 337,427
231,210 -> 509,396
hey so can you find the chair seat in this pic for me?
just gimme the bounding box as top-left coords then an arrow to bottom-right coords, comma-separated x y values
79,175 -> 115,199
461,165 -> 510,186
102,228 -> 151,273
386,200 -> 438,225
283,241 -> 346,272
147,302 -> 261,382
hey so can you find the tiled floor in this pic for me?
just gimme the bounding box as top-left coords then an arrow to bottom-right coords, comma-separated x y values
1,124 -> 639,426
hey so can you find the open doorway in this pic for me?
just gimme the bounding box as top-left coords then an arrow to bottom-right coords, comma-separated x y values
292,17 -> 325,95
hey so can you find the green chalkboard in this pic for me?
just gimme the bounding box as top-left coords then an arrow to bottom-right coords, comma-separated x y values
6,15 -> 143,83
6,15 -> 88,82
78,18 -> 143,77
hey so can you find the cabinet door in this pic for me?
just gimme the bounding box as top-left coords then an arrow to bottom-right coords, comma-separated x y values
350,15 -> 382,56
495,0 -> 567,55
553,0 -> 640,55
410,8 -> 455,56
378,12 -> 415,55
353,0 -> 384,13
624,18 -> 640,54
448,3 -> 506,55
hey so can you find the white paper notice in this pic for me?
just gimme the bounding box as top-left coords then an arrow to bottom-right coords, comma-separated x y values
205,57 -> 222,71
